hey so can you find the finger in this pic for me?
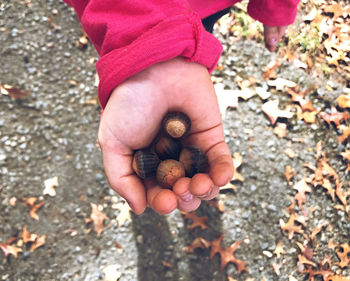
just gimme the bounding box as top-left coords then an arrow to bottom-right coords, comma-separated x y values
173,178 -> 201,212
145,178 -> 178,215
186,123 -> 234,187
189,173 -> 215,197
100,140 -> 147,215
264,25 -> 279,52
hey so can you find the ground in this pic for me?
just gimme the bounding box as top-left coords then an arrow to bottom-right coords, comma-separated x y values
0,1 -> 349,281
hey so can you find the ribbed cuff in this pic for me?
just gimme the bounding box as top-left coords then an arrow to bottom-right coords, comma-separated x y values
96,13 -> 222,108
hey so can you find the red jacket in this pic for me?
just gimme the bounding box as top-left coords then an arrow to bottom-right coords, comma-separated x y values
64,0 -> 299,108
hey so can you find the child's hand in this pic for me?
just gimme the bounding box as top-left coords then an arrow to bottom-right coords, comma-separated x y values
98,57 -> 234,215
263,25 -> 288,52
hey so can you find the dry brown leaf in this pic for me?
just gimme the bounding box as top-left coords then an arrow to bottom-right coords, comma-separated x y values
0,84 -> 28,99
29,234 -> 46,253
286,87 -> 315,112
340,150 -> 350,161
24,197 -> 44,220
267,78 -> 297,91
327,275 -> 350,281
274,123 -> 287,138
262,100 -> 293,125
293,179 -> 312,208
87,203 -> 107,237
9,197 -> 17,207
336,94 -> 350,109
338,125 -> 350,143
310,223 -> 327,241
77,32 -> 88,49
284,165 -> 295,184
320,107 -> 348,128
0,237 -> 22,258
280,213 -> 304,239
207,199 -> 225,212
21,226 -> 38,244
336,243 -> 350,268
285,148 -> 297,159
262,61 -> 281,81
182,212 -> 208,230
210,234 -> 248,273
323,3 -> 345,19
298,254 -> 317,267
183,237 -> 211,253
274,241 -> 285,258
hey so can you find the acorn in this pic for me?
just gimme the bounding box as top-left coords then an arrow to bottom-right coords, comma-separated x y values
132,150 -> 160,179
154,136 -> 182,160
179,146 -> 208,177
156,159 -> 185,189
162,112 -> 191,139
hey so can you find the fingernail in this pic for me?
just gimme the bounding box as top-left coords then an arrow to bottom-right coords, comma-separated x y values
179,190 -> 195,202
197,187 -> 213,199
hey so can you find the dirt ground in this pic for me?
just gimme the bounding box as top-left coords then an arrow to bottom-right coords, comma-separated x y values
0,1 -> 349,281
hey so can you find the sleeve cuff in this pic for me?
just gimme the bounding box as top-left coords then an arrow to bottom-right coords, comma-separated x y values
96,13 -> 222,108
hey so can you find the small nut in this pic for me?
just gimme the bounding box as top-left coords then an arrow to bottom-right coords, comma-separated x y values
162,112 -> 191,139
156,159 -> 185,188
179,146 -> 208,177
132,150 -> 160,179
154,136 -> 182,160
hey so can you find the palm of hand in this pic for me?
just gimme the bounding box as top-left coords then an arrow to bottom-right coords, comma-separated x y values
98,58 -> 233,215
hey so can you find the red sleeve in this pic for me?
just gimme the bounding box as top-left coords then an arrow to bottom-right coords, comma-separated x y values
247,0 -> 300,26
63,0 -> 223,108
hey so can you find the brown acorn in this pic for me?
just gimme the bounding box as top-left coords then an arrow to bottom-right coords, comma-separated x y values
156,159 -> 185,188
154,136 -> 182,160
179,146 -> 208,177
162,112 -> 191,139
132,150 -> 160,179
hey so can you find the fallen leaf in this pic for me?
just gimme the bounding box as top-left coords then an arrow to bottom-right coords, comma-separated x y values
284,165 -> 295,184
0,84 -> 28,99
21,226 -> 37,243
336,94 -> 350,109
210,234 -> 248,273
114,202 -> 131,227
183,237 -> 211,253
86,203 -> 107,237
274,123 -> 287,138
320,107 -> 348,127
323,3 -> 345,19
340,150 -> 350,161
338,125 -> 350,143
274,241 -> 285,258
9,197 -> 17,207
310,223 -> 327,241
280,213 -> 305,239
207,199 -> 225,212
43,176 -> 58,197
182,212 -> 208,230
256,87 -> 271,100
215,84 -> 238,117
262,61 -> 281,81
29,234 -> 46,252
24,197 -> 44,220
285,148 -> 297,159
102,264 -> 122,281
0,237 -> 22,258
267,78 -> 297,91
298,254 -> 317,267
286,87 -> 315,112
262,100 -> 293,125
336,243 -> 350,268
293,179 -> 312,208
77,32 -> 89,49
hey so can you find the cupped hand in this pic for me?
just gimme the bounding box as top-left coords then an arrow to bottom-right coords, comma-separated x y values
263,25 -> 288,52
98,57 -> 234,215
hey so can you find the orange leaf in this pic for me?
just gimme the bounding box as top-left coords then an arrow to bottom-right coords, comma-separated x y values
88,203 -> 107,237
29,234 -> 46,253
284,165 -> 295,184
0,237 -> 22,258
182,212 -> 208,230
183,237 -> 211,253
21,226 -> 38,243
0,84 -> 28,99
338,125 -> 350,143
210,234 -> 248,273
293,179 -> 312,208
336,94 -> 350,109
320,107 -> 348,127
336,243 -> 350,268
274,123 -> 287,138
